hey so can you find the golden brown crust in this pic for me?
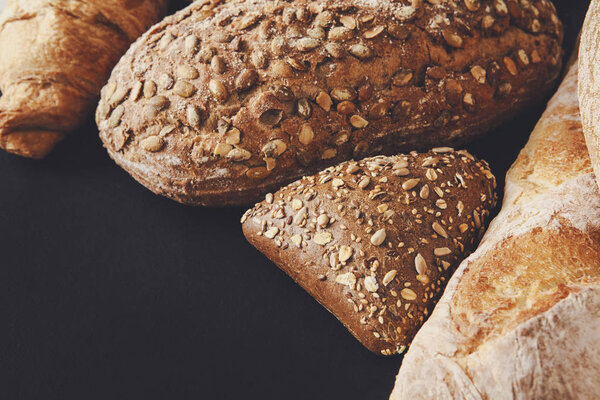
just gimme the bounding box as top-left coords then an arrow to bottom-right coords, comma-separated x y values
451,226 -> 600,356
241,149 -> 497,355
579,0 -> 600,191
97,0 -> 562,206
391,62 -> 600,400
0,0 -> 169,159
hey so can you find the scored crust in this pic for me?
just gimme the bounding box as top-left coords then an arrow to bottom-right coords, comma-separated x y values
390,61 -> 600,399
241,149 -> 497,355
97,0 -> 562,206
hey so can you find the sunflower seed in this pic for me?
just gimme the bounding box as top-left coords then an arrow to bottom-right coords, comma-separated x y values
141,135 -> 163,152
108,105 -> 124,128
364,26 -> 385,39
321,148 -> 337,159
173,81 -> 196,98
143,81 -> 157,98
184,35 -> 199,53
235,69 -> 258,90
442,29 -> 463,48
350,115 -> 368,128
383,270 -> 397,286
339,246 -> 353,262
209,79 -> 229,102
298,124 -> 314,145
259,109 -> 284,126
415,253 -> 427,275
340,15 -> 356,30
329,26 -> 353,41
325,43 -> 345,58
348,44 -> 372,59
214,143 -> 233,157
434,247 -> 452,256
370,229 -> 386,246
211,56 -> 226,74
262,139 -> 287,158
402,178 -> 420,190
316,91 -> 332,111
464,0 -> 481,10
337,101 -> 356,115
400,288 -> 417,301
297,37 -> 320,51
186,105 -> 202,126
432,222 -> 448,238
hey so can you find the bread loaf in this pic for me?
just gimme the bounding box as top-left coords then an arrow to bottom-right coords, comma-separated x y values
390,61 -> 600,399
97,0 -> 562,206
579,0 -> 600,191
0,0 -> 169,159
241,149 -> 497,355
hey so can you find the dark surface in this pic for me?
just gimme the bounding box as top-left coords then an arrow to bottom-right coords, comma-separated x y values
1,2 -> 589,399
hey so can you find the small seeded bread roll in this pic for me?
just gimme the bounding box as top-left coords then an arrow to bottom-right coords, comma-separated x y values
0,0 -> 169,159
579,0 -> 600,191
97,0 -> 562,206
390,61 -> 600,399
241,149 -> 497,355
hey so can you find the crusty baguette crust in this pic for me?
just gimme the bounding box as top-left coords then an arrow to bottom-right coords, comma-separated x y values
242,149 -> 497,355
97,0 -> 562,206
391,62 -> 600,399
0,0 -> 169,158
579,0 -> 600,191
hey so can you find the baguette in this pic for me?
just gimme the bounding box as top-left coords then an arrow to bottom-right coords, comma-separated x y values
390,60 -> 600,399
242,149 -> 497,355
97,0 -> 562,206
0,0 -> 169,159
579,0 -> 600,191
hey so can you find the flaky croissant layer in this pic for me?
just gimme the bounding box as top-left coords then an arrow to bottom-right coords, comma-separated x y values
0,0 -> 168,158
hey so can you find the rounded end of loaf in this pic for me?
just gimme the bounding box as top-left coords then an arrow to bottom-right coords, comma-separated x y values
1,130 -> 64,159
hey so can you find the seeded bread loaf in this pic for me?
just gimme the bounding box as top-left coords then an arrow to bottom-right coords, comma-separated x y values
390,60 -> 600,398
0,0 -> 169,159
97,0 -> 561,206
579,0 -> 600,191
241,149 -> 497,355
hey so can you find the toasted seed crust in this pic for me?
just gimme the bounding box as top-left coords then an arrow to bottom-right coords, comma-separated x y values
242,149 -> 497,355
97,0 -> 562,206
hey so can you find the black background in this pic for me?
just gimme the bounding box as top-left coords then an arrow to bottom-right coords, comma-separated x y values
1,1 -> 590,399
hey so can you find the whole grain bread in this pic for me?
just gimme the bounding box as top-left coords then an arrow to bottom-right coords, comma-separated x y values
0,0 -> 169,159
390,59 -> 600,399
241,148 -> 497,355
97,0 -> 562,206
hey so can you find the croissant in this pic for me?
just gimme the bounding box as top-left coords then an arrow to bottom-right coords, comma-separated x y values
0,0 -> 169,158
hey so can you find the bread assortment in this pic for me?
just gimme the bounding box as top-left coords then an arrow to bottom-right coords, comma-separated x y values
0,0 -> 169,159
5,0 -> 600,397
242,149 -> 497,355
390,60 -> 600,399
579,0 -> 600,191
97,0 -> 562,206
